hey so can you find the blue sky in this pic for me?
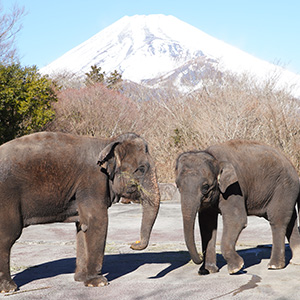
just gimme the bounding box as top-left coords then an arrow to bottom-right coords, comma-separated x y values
3,0 -> 300,74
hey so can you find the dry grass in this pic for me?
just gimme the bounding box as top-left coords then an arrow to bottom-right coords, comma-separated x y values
47,71 -> 300,182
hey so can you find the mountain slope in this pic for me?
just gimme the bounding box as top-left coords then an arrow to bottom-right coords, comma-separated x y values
41,14 -> 300,97
41,15 -> 206,81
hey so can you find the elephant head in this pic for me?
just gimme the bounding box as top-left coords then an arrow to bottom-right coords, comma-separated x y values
98,133 -> 160,250
175,151 -> 238,264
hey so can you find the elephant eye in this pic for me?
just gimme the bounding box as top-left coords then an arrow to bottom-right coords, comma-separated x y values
135,164 -> 148,176
201,184 -> 210,195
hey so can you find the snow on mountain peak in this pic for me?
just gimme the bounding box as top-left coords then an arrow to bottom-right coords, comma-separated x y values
40,14 -> 300,97
40,14 -> 212,80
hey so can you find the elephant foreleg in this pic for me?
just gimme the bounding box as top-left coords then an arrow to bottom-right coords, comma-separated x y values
76,204 -> 109,287
219,194 -> 247,274
85,209 -> 108,287
198,206 -> 218,275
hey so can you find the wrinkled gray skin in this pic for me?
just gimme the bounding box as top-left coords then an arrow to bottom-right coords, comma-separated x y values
0,132 -> 160,292
175,140 -> 300,275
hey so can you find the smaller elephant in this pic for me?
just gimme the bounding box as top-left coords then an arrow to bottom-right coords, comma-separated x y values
175,140 -> 300,275
0,132 -> 160,292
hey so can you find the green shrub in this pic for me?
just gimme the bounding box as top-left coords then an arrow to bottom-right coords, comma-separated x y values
0,64 -> 57,144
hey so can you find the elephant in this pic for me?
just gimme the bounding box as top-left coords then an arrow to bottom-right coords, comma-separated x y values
0,131 -> 160,292
175,139 -> 300,275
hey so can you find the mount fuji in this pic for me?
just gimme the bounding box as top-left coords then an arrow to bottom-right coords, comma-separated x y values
41,14 -> 300,97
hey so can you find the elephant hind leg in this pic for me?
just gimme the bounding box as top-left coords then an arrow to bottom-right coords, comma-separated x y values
268,187 -> 300,269
286,208 -> 300,265
0,213 -> 23,292
268,208 -> 290,269
0,248 -> 18,293
268,224 -> 286,269
74,222 -> 88,282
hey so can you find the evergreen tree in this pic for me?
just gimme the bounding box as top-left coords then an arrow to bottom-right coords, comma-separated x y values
106,69 -> 122,89
0,64 -> 57,144
85,65 -> 122,90
85,65 -> 105,85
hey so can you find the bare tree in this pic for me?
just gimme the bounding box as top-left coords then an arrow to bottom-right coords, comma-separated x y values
48,67 -> 300,183
0,3 -> 25,64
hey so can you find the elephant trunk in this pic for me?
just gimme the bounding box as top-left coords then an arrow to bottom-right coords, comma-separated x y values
181,196 -> 202,264
130,166 -> 160,250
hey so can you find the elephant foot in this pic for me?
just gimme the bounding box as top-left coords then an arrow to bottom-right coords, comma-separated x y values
267,260 -> 285,270
84,275 -> 108,287
198,263 -> 219,275
130,240 -> 147,250
227,256 -> 244,274
0,279 -> 17,293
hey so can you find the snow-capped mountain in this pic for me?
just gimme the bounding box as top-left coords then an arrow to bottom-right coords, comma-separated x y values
41,14 -> 300,97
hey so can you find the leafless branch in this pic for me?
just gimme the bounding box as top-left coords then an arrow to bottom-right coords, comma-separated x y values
0,3 -> 25,64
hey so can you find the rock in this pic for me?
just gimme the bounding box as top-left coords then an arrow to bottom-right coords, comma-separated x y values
158,183 -> 179,202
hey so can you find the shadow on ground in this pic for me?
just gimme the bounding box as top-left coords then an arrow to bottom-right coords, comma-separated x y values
13,245 -> 292,288
216,244 -> 292,273
13,251 -> 191,288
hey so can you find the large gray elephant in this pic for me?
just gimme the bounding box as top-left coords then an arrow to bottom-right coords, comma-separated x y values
0,132 -> 160,292
175,140 -> 300,275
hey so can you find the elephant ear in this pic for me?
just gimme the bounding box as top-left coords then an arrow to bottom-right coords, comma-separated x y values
97,142 -> 121,166
97,141 -> 122,180
217,161 -> 238,193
